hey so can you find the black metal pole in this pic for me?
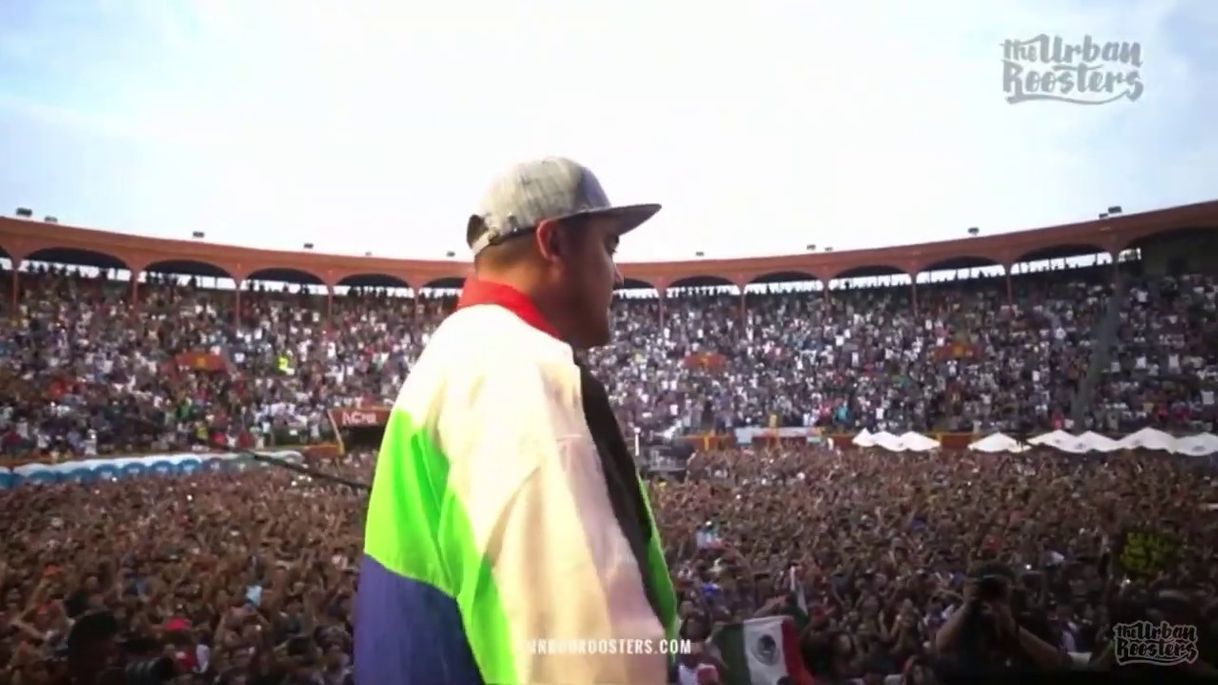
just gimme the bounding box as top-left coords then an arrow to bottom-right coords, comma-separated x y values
245,452 -> 370,492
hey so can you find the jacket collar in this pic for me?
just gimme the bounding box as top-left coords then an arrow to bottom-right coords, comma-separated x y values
456,279 -> 561,339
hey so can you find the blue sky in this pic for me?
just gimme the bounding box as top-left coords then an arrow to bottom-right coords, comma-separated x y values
1,0 -> 1215,262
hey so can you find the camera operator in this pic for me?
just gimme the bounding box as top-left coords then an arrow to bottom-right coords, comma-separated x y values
932,561 -> 1070,678
672,614 -> 727,684
60,611 -> 177,685
59,611 -> 121,685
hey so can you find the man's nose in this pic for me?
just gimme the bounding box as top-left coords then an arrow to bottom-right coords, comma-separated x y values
612,263 -> 624,288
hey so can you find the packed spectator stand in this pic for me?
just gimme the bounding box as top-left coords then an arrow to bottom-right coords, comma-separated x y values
2,261 -> 1214,462
1,209 -> 1217,683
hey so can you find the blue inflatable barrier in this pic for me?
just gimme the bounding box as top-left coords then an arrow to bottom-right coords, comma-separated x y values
148,461 -> 175,476
93,464 -> 120,481
64,469 -> 96,484
3,451 -> 305,489
23,470 -> 60,485
121,463 -> 147,478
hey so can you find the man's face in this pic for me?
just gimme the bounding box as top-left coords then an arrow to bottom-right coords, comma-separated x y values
555,216 -> 623,349
681,617 -> 709,641
679,600 -> 696,618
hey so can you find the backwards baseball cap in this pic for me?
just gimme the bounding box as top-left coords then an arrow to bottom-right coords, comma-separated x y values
466,156 -> 660,257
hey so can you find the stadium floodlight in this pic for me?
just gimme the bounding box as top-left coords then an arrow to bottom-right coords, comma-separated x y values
303,243 -> 314,250
445,250 -> 456,258
806,244 -> 816,251
1098,213 -> 1108,219
192,231 -> 205,239
1107,205 -> 1123,215
968,227 -> 980,236
365,251 -> 372,257
824,247 -> 833,252
44,216 -> 58,224
15,207 -> 33,218
695,251 -> 705,257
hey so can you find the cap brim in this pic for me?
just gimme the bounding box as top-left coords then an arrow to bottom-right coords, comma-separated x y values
573,203 -> 661,237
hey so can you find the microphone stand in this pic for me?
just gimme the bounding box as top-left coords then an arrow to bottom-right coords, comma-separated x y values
243,452 -> 370,492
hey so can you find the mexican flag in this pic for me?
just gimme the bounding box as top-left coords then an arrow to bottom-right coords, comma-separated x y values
712,616 -> 812,685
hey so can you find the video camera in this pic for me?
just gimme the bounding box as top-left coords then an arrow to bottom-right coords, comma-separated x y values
977,574 -> 1009,602
67,612 -> 181,685
118,656 -> 177,685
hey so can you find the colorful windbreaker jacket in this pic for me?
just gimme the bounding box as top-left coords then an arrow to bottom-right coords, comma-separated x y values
353,280 -> 678,685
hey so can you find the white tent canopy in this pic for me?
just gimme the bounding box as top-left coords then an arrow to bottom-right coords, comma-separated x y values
1078,431 -> 1122,453
851,429 -> 876,448
1173,433 -> 1218,457
968,432 -> 1030,453
1026,430 -> 1218,456
897,432 -> 940,452
851,427 -> 1218,456
1116,427 -> 1177,452
1027,430 -> 1087,453
870,431 -> 906,452
853,431 -> 939,452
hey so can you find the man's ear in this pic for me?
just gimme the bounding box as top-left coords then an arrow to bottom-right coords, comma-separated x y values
534,219 -> 563,263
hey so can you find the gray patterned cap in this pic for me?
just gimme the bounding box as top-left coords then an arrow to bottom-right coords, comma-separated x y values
467,156 -> 660,256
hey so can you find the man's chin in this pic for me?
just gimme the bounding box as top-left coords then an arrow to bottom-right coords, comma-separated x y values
581,328 -> 613,350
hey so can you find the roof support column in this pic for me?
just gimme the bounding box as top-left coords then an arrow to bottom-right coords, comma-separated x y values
325,286 -> 333,333
9,262 -> 19,313
234,281 -> 243,327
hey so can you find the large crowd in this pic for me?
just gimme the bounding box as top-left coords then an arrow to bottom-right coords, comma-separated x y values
2,261 -> 1216,464
0,457 -> 371,685
657,445 -> 1218,681
1,259 -> 1217,683
1,446 -> 1215,683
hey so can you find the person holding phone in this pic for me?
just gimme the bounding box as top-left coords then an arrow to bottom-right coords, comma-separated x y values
673,615 -> 726,684
932,561 -> 1069,677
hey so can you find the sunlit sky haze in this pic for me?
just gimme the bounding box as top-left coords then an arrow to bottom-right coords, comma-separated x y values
2,0 -> 1216,262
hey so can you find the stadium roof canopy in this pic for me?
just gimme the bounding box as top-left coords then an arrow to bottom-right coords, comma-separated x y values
2,200 -> 1217,290
616,277 -> 657,290
145,259 -> 232,278
24,246 -> 129,271
336,273 -> 411,289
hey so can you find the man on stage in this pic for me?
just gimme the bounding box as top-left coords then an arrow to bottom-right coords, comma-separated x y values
354,157 -> 677,684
